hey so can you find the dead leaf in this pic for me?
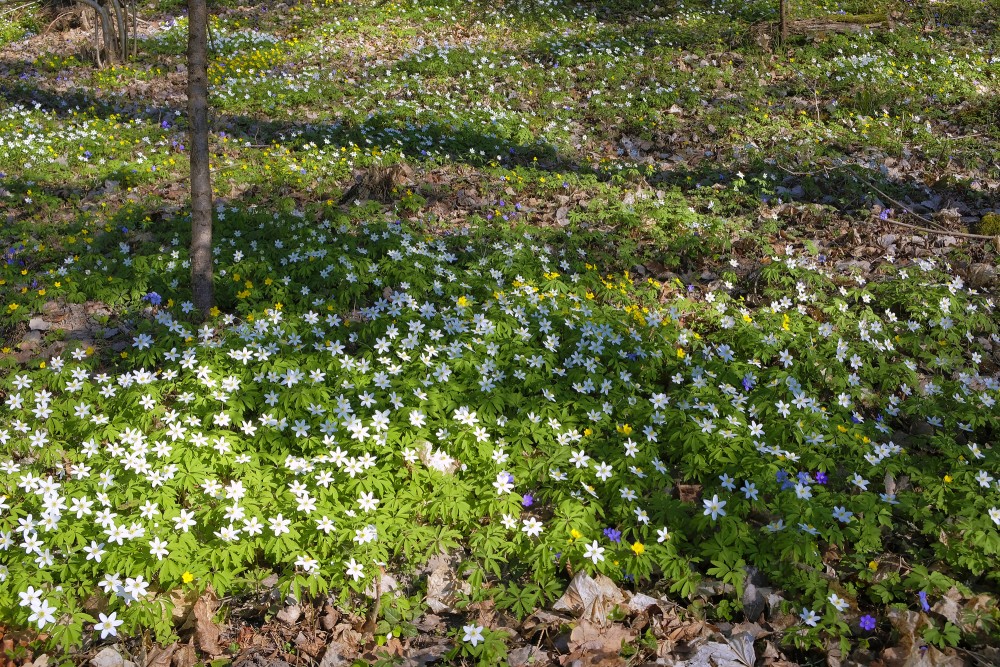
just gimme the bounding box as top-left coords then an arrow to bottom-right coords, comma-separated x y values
678,484 -> 702,503
680,639 -> 753,667
881,609 -> 968,667
556,206 -> 569,226
416,439 -> 458,475
145,643 -> 176,667
667,619 -> 706,643
729,621 -> 769,639
561,620 -> 632,666
508,645 -> 549,667
170,642 -> 196,667
825,636 -> 842,667
552,572 -> 625,626
930,587 -> 964,628
192,593 -> 222,656
522,609 -> 570,634
726,632 -> 757,667
626,592 -> 660,614
169,588 -> 197,624
423,553 -> 469,613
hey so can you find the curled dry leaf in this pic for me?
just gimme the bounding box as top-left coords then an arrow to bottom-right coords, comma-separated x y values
552,571 -> 625,627
144,642 -> 176,667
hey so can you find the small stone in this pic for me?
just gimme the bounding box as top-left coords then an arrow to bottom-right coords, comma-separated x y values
276,604 -> 301,625
28,317 -> 51,331
90,648 -> 124,667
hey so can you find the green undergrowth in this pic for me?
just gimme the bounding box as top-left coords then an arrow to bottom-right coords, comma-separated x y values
0,206 -> 998,659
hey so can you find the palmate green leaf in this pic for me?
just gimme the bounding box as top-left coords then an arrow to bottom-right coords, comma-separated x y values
1,186 -> 999,656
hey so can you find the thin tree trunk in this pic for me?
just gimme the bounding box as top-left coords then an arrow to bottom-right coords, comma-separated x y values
779,0 -> 788,45
187,0 -> 213,313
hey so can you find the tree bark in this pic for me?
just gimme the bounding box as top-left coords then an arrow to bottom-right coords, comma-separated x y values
779,0 -> 788,44
188,0 -> 214,313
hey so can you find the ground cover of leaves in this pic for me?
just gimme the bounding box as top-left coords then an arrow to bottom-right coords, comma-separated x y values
1,0 -> 999,666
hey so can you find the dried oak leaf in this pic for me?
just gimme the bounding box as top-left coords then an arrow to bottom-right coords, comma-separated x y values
192,593 -> 223,656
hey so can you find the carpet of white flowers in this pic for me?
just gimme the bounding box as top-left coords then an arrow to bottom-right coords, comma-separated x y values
1,209 -> 999,651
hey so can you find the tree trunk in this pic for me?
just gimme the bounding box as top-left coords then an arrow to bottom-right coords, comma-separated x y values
187,0 -> 214,314
779,0 -> 788,44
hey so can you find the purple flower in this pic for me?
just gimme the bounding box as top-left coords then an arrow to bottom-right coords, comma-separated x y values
815,471 -> 828,485
919,591 -> 930,612
521,493 -> 533,507
603,528 -> 622,543
859,615 -> 876,631
143,292 -> 162,306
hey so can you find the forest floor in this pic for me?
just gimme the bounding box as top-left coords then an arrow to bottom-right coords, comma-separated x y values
1,0 -> 999,665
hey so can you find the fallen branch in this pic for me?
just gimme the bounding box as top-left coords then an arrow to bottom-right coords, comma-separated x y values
44,9 -> 78,34
793,561 -> 838,582
775,162 -> 1000,242
0,1 -> 37,19
789,19 -> 886,34
849,172 -> 1000,241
